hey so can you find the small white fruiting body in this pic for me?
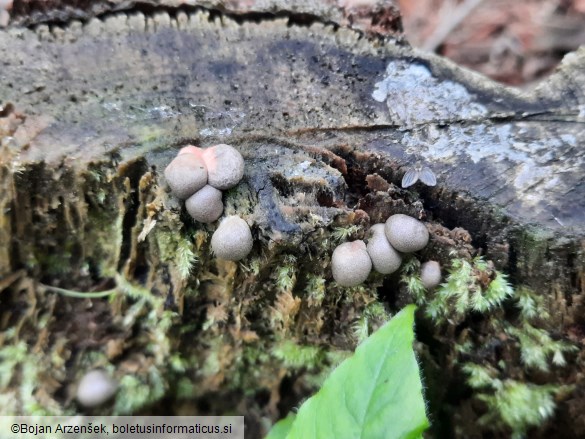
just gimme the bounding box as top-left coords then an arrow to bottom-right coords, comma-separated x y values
201,144 -> 245,190
76,370 -> 118,408
420,261 -> 442,289
164,153 -> 208,199
366,223 -> 402,274
331,240 -> 372,287
211,216 -> 253,261
185,185 -> 223,223
384,214 -> 429,253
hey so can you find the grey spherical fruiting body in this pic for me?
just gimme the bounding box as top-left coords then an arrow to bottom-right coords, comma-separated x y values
211,216 -> 253,261
331,240 -> 372,287
76,370 -> 118,408
202,144 -> 245,190
185,185 -> 223,223
366,224 -> 402,274
164,153 -> 208,199
420,261 -> 442,289
384,214 -> 429,253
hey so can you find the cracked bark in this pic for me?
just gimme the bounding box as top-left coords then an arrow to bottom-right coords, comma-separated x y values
0,2 -> 584,438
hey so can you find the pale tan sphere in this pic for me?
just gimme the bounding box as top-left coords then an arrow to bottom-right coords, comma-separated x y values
164,153 -> 208,199
201,144 -> 245,190
384,214 -> 429,253
331,240 -> 372,287
76,370 -> 118,408
185,185 -> 223,223
420,261 -> 442,289
211,216 -> 253,261
367,223 -> 402,274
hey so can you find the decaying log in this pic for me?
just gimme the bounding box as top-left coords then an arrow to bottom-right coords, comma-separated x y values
1,1 -> 584,437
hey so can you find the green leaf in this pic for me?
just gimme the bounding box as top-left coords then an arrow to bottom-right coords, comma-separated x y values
285,304 -> 429,439
266,413 -> 296,439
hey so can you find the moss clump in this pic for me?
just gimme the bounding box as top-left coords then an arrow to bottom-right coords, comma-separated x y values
153,227 -> 199,280
113,369 -> 166,415
351,302 -> 391,344
505,323 -> 577,371
416,257 -> 513,324
401,254 -> 577,437
400,256 -> 426,305
331,225 -> 362,243
463,363 -> 570,439
275,255 -> 297,293
271,340 -> 323,370
304,275 -> 326,307
515,286 -> 549,321
0,329 -> 66,415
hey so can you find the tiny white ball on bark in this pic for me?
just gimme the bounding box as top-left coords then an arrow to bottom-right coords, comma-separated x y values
76,370 -> 118,408
420,261 -> 442,289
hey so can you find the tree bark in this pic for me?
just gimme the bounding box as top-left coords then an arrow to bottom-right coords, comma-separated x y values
0,1 -> 584,437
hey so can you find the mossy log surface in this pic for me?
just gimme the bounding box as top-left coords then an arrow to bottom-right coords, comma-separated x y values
1,1 -> 585,438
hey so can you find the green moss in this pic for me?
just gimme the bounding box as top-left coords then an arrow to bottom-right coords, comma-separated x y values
401,252 -> 579,437
0,340 -> 28,389
331,225 -> 361,243
227,344 -> 275,396
223,184 -> 256,216
400,256 -> 425,305
423,257 -> 513,324
304,275 -> 326,307
154,227 -> 199,280
0,335 -> 66,415
176,237 -> 198,280
480,272 -> 514,311
116,274 -> 161,306
303,350 -> 353,389
176,377 -> 197,399
37,252 -> 73,277
91,273 -> 179,415
462,363 -> 497,389
351,316 -> 370,345
113,368 -> 166,415
515,287 -> 550,321
462,363 -> 569,438
275,255 -> 297,293
272,340 -> 323,370
515,227 -> 555,273
201,344 -> 222,378
506,323 -> 577,371
479,380 -> 563,438
352,301 -> 391,344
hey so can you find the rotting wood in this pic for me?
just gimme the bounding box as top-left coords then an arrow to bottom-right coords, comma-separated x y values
0,3 -> 584,438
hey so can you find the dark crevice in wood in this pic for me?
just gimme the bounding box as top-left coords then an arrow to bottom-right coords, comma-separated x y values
117,158 -> 148,274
